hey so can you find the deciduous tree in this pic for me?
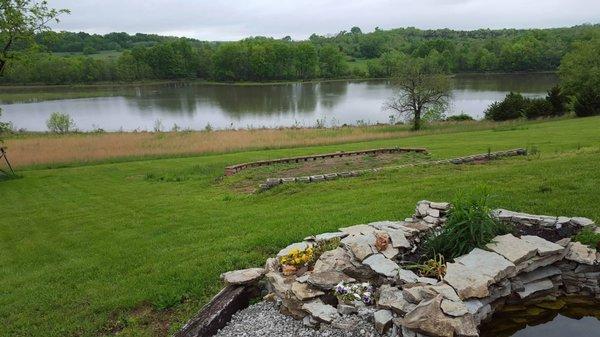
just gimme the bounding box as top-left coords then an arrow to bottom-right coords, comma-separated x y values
0,0 -> 69,75
383,58 -> 451,130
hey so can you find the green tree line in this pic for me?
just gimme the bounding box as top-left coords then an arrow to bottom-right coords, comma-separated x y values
2,25 -> 600,85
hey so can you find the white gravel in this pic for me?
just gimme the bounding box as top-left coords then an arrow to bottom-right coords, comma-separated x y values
213,301 -> 388,337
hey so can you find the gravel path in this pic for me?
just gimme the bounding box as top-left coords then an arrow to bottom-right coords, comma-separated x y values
213,301 -> 387,337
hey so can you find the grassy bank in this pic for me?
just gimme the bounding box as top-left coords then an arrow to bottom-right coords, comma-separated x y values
1,116 -> 599,337
2,118 -> 560,169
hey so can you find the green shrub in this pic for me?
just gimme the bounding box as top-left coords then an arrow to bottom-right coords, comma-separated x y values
546,85 -> 568,116
573,227 -> 600,249
446,114 -> 474,121
574,88 -> 600,117
523,98 -> 554,119
46,112 -> 75,133
423,191 -> 514,260
484,92 -> 527,121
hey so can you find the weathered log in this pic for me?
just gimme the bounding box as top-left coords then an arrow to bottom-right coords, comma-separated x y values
174,285 -> 258,337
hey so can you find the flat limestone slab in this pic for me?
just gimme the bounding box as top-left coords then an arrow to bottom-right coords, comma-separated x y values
302,299 -> 339,323
486,234 -> 538,264
339,224 -> 377,236
444,262 -> 494,299
520,235 -> 564,256
455,248 -> 516,282
362,253 -> 399,277
220,268 -> 266,285
517,279 -> 554,299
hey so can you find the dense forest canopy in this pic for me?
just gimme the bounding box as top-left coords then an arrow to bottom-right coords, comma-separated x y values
2,24 -> 600,84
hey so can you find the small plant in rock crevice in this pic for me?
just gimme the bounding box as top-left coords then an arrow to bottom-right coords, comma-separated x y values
423,190 -> 514,260
405,253 -> 447,280
334,282 -> 374,305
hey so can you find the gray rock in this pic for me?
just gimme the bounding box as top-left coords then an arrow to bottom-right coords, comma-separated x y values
455,248 -> 516,282
397,269 -> 420,284
516,250 -> 567,273
342,234 -> 376,261
422,215 -> 439,224
374,310 -> 393,334
381,244 -> 400,260
571,217 -> 595,227
516,266 -> 561,284
444,262 -> 494,299
429,202 -> 450,210
277,241 -> 312,258
517,279 -> 554,299
313,247 -> 375,280
339,224 -> 377,236
402,285 -> 437,304
520,235 -> 565,256
310,175 -> 325,182
486,234 -> 538,264
362,254 -> 399,277
565,242 -> 598,265
386,229 -> 412,249
291,282 -> 325,300
426,208 -> 441,218
401,295 -> 478,337
221,267 -> 266,285
440,299 -> 468,317
307,231 -> 348,242
307,271 -> 355,290
378,284 -> 415,315
302,299 -> 339,323
416,202 -> 430,217
337,303 -> 358,315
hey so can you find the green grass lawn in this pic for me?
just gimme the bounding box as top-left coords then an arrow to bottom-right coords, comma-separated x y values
1,117 -> 600,337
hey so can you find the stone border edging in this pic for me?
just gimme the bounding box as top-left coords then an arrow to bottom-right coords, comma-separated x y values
225,147 -> 428,176
259,148 -> 527,191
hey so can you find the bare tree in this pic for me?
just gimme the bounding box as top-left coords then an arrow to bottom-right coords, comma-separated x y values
0,0 -> 69,75
383,59 -> 451,130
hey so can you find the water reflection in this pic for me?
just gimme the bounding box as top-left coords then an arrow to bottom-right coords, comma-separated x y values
0,73 -> 557,131
479,297 -> 600,337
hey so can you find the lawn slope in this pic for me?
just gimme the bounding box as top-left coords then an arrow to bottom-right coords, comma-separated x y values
0,117 -> 599,337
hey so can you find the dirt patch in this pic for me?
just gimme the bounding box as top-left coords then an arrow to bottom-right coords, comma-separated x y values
99,302 -> 175,337
514,223 -> 579,243
224,152 -> 431,193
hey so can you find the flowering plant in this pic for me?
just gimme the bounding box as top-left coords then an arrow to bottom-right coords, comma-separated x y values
279,247 -> 314,267
334,281 -> 374,305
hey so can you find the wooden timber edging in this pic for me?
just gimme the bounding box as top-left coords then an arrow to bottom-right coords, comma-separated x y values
224,147 -> 428,176
174,285 -> 259,337
258,148 -> 527,191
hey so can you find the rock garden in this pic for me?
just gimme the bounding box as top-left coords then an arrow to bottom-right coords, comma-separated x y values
182,194 -> 599,337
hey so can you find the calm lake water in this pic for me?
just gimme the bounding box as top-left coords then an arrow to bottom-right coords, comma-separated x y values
479,297 -> 600,337
0,73 -> 558,132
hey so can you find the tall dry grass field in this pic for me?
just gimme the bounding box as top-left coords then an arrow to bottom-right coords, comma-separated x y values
2,120 -> 519,168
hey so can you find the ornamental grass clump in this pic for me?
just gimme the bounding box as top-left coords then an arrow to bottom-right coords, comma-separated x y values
423,191 -> 514,260
334,282 -> 374,305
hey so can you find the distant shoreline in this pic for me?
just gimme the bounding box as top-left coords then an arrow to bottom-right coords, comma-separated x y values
0,71 -> 558,90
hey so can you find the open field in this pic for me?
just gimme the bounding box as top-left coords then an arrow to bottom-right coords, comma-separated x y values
2,119 -> 559,169
1,116 -> 600,337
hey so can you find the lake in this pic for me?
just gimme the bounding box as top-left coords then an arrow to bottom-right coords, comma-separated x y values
0,73 -> 558,132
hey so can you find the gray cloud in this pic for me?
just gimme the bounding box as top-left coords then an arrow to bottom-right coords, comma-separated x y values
50,0 -> 600,40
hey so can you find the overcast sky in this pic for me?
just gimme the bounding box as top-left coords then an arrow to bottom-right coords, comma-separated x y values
50,0 -> 600,41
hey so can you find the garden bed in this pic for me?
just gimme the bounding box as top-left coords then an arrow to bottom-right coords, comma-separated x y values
177,199 -> 599,337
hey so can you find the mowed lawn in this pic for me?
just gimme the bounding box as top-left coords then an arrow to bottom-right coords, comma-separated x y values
1,117 -> 600,337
